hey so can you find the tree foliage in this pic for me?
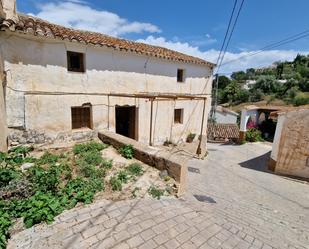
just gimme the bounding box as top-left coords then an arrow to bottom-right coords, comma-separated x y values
214,54 -> 309,106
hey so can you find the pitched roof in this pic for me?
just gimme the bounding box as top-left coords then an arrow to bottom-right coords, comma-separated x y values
0,14 -> 215,68
216,106 -> 239,116
207,123 -> 239,141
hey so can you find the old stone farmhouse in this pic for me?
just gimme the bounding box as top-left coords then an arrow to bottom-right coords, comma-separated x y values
0,0 -> 215,151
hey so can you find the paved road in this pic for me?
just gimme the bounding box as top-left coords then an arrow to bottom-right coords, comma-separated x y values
8,143 -> 309,249
186,142 -> 309,249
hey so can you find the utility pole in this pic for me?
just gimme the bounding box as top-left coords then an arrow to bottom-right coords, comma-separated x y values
211,74 -> 219,120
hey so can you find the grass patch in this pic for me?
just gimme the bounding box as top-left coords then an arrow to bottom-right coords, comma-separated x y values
118,144 -> 134,159
148,186 -> 165,200
126,163 -> 143,176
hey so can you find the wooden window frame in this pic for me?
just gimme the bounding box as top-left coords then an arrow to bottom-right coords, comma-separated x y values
177,69 -> 185,83
67,51 -> 85,73
71,105 -> 93,130
174,108 -> 184,124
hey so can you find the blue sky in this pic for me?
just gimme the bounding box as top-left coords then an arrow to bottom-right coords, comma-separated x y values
16,0 -> 309,73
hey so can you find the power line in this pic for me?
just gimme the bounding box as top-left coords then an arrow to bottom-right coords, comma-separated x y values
215,0 -> 239,67
212,0 -> 246,119
216,0 -> 246,74
221,29 -> 309,67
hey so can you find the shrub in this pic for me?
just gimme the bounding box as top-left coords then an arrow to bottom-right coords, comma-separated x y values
62,177 -> 103,207
117,170 -> 129,183
110,176 -> 122,191
101,159 -> 113,169
293,92 -> 309,106
0,168 -> 21,188
38,152 -> 59,165
126,163 -> 143,176
119,145 -> 134,159
1,178 -> 33,200
79,150 -> 103,166
27,165 -> 61,193
249,89 -> 264,102
0,210 -> 12,248
245,128 -> 264,142
18,192 -> 64,228
9,146 -> 33,159
148,186 -> 165,200
73,142 -> 108,155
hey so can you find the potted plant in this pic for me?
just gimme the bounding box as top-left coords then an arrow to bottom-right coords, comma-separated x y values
186,133 -> 196,143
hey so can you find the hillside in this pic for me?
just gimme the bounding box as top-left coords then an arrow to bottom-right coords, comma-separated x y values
215,54 -> 309,109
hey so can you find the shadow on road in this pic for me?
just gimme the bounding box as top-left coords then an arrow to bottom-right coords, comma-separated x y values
239,151 -> 272,173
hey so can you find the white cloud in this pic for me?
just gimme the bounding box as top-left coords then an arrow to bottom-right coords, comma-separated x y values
137,36 -> 309,73
34,1 -> 161,37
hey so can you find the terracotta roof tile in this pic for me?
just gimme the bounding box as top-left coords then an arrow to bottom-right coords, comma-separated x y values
0,14 -> 215,67
207,123 -> 239,141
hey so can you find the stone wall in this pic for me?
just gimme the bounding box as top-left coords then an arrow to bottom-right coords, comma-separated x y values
98,130 -> 188,196
8,128 -> 97,146
274,109 -> 309,178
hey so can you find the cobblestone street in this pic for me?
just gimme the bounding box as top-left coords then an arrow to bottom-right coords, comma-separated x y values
8,143 -> 309,249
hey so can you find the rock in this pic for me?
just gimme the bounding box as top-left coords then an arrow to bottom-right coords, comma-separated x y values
159,170 -> 168,179
10,141 -> 19,146
8,218 -> 24,236
20,163 -> 35,171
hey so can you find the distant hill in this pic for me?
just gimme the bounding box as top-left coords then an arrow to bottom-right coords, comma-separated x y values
215,54 -> 309,109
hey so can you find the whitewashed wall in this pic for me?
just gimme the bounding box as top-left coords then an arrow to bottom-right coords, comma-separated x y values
270,114 -> 285,161
215,111 -> 238,124
1,33 -> 213,146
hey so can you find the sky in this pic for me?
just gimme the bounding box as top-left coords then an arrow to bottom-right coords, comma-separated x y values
16,0 -> 309,74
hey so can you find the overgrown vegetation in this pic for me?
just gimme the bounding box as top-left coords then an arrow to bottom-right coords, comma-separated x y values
0,142 -> 108,248
215,54 -> 309,106
245,128 -> 264,142
109,163 -> 144,192
118,144 -> 134,159
147,186 -> 165,200
0,142 -> 172,248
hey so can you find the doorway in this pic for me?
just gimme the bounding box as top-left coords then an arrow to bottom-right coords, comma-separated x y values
115,106 -> 138,140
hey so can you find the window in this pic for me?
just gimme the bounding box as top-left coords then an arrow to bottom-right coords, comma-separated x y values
174,109 -> 184,124
71,105 -> 92,129
67,51 -> 85,72
177,69 -> 185,82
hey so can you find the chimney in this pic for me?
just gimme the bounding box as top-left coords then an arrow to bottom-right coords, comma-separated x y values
0,0 -> 17,22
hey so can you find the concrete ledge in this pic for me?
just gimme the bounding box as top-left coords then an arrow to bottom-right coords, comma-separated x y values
98,130 -> 188,196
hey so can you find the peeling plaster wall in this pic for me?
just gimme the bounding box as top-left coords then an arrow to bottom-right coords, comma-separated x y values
274,109 -> 309,178
1,33 -> 213,145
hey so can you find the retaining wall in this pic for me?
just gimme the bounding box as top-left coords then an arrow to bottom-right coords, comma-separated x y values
98,130 -> 188,196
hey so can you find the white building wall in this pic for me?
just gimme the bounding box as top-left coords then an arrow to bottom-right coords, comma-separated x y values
1,33 -> 213,146
270,114 -> 285,161
215,111 -> 238,124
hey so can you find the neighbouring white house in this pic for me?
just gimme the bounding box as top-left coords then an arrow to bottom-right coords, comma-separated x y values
212,106 -> 238,124
239,105 -> 287,141
0,0 -> 215,151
